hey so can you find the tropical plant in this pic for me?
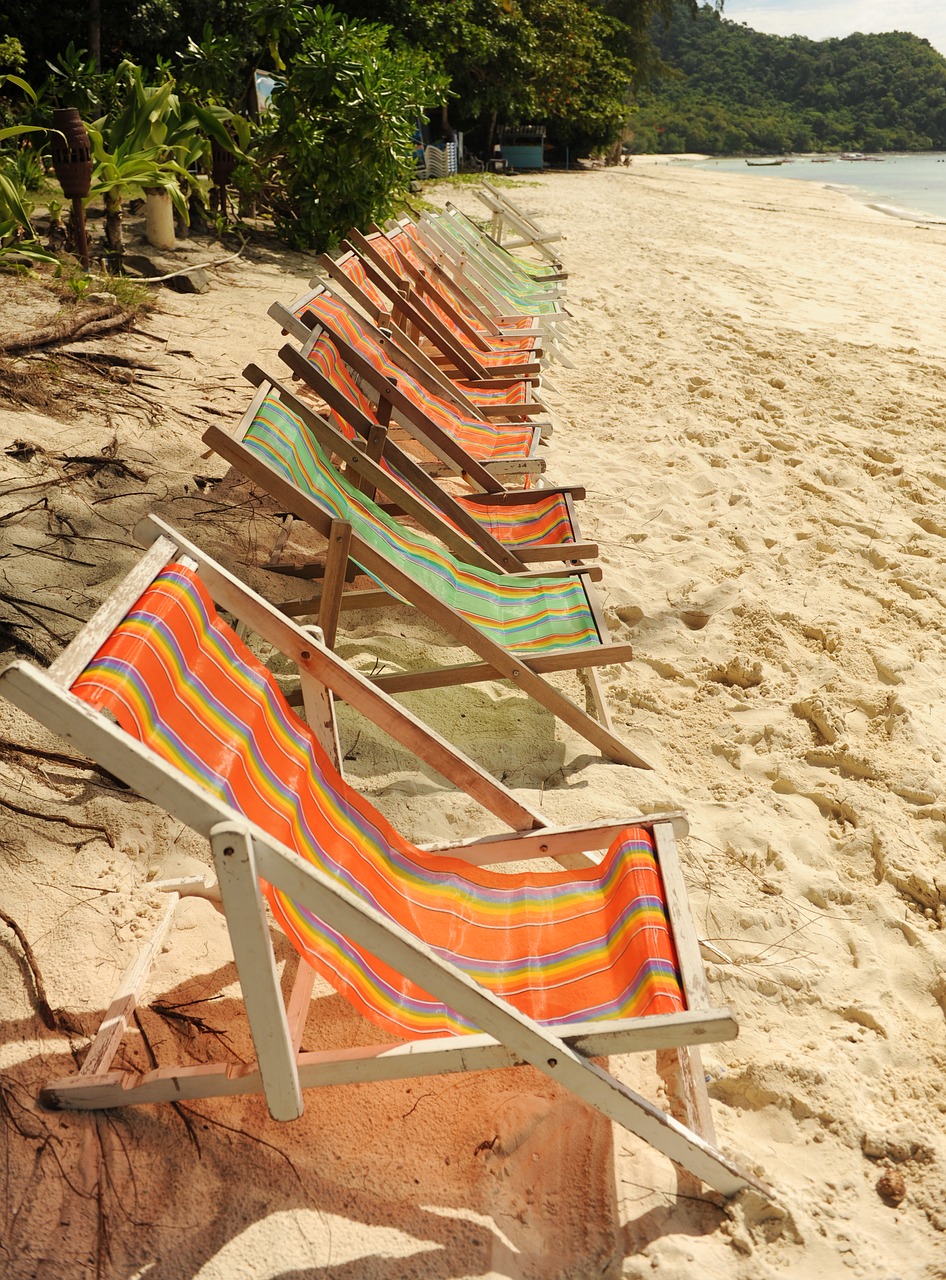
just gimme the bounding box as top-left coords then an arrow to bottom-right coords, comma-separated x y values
0,165 -> 59,264
176,23 -> 248,103
0,35 -> 25,75
89,61 -> 251,248
44,42 -> 113,115
87,124 -> 192,253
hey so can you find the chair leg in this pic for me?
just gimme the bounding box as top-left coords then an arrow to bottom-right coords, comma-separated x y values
580,667 -> 615,731
78,893 -> 180,1079
211,822 -> 303,1121
656,1045 -> 717,1145
318,519 -> 353,648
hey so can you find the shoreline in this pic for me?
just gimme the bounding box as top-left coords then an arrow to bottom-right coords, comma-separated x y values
2,162 -> 946,1277
672,149 -> 946,224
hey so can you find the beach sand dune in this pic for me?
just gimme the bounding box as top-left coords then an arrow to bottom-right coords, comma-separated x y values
1,163 -> 945,1278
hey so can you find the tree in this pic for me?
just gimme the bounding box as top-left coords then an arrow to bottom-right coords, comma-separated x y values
259,5 -> 444,250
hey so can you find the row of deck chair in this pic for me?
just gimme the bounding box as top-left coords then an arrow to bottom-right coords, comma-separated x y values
0,203 -> 768,1201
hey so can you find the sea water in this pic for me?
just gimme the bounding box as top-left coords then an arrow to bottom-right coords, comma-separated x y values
690,153 -> 946,223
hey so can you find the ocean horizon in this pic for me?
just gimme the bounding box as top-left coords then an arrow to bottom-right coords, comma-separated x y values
689,152 -> 946,223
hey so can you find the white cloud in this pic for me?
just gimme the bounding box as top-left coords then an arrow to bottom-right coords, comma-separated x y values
721,2 -> 946,56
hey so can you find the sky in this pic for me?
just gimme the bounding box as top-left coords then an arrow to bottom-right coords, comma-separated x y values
720,2 -> 946,58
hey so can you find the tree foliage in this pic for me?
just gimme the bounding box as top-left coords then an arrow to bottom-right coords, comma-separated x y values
261,5 -> 444,250
632,3 -> 946,153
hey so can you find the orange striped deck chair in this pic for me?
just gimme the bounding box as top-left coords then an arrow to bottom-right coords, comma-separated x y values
0,518 -> 765,1200
203,381 -> 648,767
381,215 -> 575,366
363,220 -> 555,351
279,264 -> 547,424
320,232 -> 548,382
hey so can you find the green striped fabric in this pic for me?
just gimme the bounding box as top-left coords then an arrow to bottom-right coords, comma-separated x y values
244,393 -> 600,656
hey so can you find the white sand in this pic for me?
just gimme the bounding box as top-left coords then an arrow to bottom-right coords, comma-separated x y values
1,162 -> 945,1278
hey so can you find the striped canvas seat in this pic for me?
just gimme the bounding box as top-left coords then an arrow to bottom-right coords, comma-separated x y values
244,392 -> 596,655
299,345 -> 574,549
361,232 -> 541,365
436,209 -> 565,295
410,217 -> 564,317
71,564 -> 685,1039
298,292 -> 538,465
384,224 -> 542,340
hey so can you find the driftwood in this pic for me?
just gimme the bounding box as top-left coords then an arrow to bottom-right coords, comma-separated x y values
0,907 -> 59,1030
0,305 -> 137,356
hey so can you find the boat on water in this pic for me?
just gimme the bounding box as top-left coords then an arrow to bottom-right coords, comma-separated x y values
746,158 -> 784,167
840,152 -> 884,162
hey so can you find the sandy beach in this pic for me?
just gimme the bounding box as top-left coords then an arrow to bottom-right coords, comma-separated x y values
2,160 -> 946,1278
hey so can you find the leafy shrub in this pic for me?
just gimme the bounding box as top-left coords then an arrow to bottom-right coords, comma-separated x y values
263,5 -> 444,251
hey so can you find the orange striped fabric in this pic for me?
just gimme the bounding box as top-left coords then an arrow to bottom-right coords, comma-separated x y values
368,230 -> 541,359
299,294 -> 537,465
71,565 -> 686,1038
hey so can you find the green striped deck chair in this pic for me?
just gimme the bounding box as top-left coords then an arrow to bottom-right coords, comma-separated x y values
474,180 -> 566,268
268,285 -> 548,489
0,519 -> 765,1199
441,199 -> 566,283
383,218 -> 549,339
441,203 -> 566,284
243,363 -> 595,575
204,383 -> 651,768
419,209 -> 566,313
402,216 -> 574,364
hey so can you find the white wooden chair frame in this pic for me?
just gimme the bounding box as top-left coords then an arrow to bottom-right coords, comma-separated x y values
396,214 -> 574,361
420,206 -> 569,305
0,518 -> 766,1200
474,180 -> 566,267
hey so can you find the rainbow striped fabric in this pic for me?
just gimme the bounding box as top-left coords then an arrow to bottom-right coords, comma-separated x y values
70,565 -> 685,1038
409,217 -> 563,317
381,226 -> 542,347
299,292 -> 537,464
357,235 -> 540,367
288,355 -> 574,549
243,392 -> 597,656
446,205 -> 564,280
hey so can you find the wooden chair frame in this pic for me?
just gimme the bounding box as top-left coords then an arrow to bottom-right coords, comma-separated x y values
0,518 -> 766,1199
474,180 -> 566,266
324,231 -> 549,387
320,239 -> 545,386
392,215 -> 574,361
203,384 -> 652,768
372,217 -> 554,346
421,206 -> 569,304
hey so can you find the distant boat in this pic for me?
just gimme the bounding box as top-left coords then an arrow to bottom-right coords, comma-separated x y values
840,152 -> 883,161
746,159 -> 784,166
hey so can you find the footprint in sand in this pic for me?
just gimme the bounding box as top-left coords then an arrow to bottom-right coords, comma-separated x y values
793,694 -> 845,744
708,655 -> 763,689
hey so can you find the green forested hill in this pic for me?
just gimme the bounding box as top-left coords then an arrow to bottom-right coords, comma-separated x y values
631,3 -> 946,153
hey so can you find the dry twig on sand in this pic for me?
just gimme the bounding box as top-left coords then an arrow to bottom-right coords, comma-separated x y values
0,305 -> 138,355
